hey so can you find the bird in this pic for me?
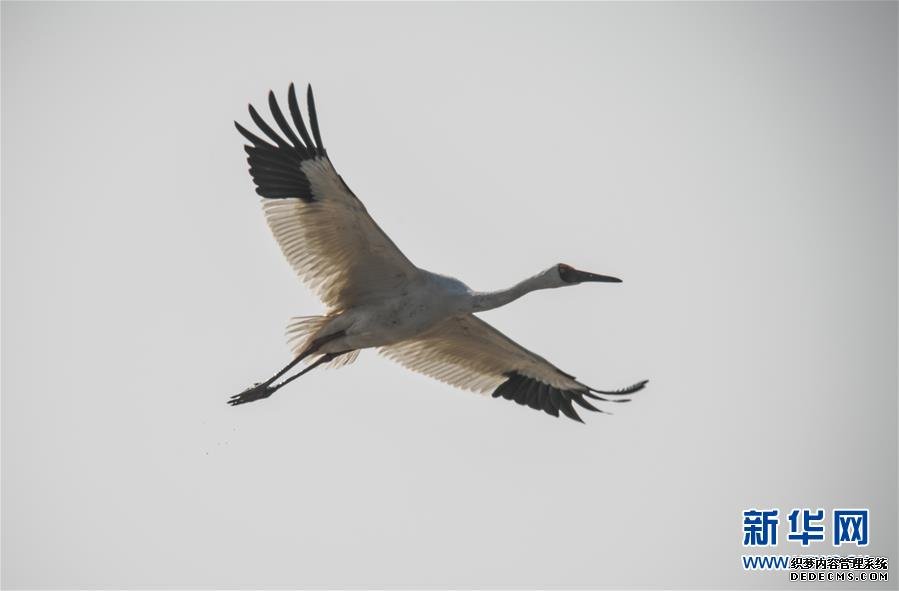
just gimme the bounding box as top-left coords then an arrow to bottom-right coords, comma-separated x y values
229,83 -> 647,422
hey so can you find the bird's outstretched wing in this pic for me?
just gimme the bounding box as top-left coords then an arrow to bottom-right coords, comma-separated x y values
235,84 -> 418,311
379,315 -> 646,422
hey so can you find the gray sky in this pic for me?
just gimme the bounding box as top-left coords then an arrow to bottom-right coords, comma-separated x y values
2,2 -> 896,589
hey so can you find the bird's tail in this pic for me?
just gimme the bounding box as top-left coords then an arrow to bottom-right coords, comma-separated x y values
285,315 -> 359,369
286,315 -> 330,358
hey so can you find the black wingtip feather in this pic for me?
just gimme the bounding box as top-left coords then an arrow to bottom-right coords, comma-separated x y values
234,121 -> 272,148
490,371 -> 628,423
288,83 -> 316,152
307,84 -> 325,154
248,104 -> 291,149
268,90 -> 306,153
542,390 -> 559,417
588,379 -> 648,397
235,83 -> 333,203
556,394 -> 583,422
571,394 -> 609,415
526,383 -> 544,410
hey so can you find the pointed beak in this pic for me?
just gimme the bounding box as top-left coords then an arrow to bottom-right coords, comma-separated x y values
575,270 -> 622,283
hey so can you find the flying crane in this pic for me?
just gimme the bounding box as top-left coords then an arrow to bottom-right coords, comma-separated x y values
229,84 -> 647,422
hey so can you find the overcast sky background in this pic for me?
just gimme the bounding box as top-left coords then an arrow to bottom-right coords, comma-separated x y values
2,2 -> 896,589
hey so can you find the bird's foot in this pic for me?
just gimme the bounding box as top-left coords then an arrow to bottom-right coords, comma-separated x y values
228,382 -> 276,406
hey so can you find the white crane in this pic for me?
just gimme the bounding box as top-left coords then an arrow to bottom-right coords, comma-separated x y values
229,84 -> 647,422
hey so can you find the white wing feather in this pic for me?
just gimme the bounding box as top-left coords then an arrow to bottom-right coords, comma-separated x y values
379,314 -> 586,393
262,158 -> 417,311
236,85 -> 418,312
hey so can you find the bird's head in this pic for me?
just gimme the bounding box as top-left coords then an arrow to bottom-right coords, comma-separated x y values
552,263 -> 622,286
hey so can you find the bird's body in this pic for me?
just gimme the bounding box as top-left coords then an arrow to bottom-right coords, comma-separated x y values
313,270 -> 471,353
229,84 -> 647,421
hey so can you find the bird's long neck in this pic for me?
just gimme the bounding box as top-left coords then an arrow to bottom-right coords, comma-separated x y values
469,273 -> 554,313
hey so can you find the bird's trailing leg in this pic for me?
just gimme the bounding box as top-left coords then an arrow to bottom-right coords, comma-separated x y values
227,331 -> 346,406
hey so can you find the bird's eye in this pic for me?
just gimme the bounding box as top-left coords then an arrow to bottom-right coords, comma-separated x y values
557,264 -> 578,283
